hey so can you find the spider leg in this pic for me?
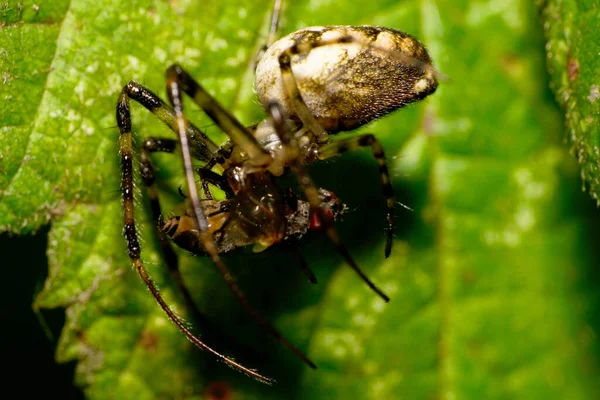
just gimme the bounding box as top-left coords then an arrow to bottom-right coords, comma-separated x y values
197,167 -> 234,200
166,64 -> 272,170
266,0 -> 283,51
267,101 -> 390,302
120,81 -> 220,162
141,137 -> 266,364
117,88 -> 274,385
165,67 -> 317,372
139,137 -> 196,307
277,47 -> 328,144
292,245 -> 318,284
317,135 -> 395,258
254,0 -> 284,69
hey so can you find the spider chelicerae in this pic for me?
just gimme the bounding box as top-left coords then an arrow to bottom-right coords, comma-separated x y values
116,8 -> 438,384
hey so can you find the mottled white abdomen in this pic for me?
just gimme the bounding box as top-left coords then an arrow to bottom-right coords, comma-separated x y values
255,25 -> 438,133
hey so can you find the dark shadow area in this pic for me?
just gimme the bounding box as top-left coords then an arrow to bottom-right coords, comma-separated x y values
179,150 -> 421,394
569,178 -> 600,374
0,229 -> 83,399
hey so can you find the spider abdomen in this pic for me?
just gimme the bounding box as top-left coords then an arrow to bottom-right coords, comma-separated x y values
255,25 -> 438,133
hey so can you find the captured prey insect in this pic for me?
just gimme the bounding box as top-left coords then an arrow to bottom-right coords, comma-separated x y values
160,186 -> 345,257
116,21 -> 438,383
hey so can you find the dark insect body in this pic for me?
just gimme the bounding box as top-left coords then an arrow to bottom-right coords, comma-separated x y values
161,187 -> 344,255
116,12 -> 438,384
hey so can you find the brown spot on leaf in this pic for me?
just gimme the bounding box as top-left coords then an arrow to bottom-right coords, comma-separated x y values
567,57 -> 579,82
77,330 -> 88,345
205,381 -> 232,400
462,269 -> 477,285
140,330 -> 159,352
500,54 -> 520,77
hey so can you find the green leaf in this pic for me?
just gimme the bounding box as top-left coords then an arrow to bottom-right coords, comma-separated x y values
2,0 -> 599,398
539,0 -> 600,204
0,0 -> 71,230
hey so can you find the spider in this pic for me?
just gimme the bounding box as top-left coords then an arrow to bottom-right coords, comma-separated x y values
116,12 -> 438,384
